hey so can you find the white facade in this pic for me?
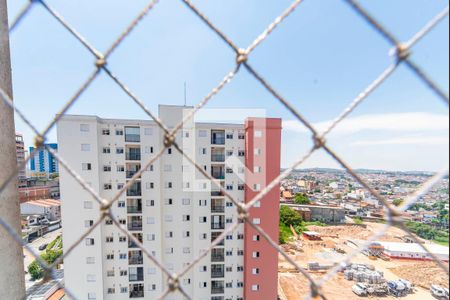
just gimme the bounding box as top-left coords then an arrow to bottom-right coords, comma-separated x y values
58,106 -> 249,300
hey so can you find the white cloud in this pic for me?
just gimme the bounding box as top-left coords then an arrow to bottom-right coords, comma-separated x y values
283,112 -> 449,135
352,136 -> 449,146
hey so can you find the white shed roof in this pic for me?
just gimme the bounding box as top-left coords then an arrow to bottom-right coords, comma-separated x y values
377,241 -> 449,256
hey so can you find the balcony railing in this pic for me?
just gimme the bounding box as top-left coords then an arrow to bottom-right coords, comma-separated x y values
212,271 -> 225,278
127,205 -> 142,214
129,274 -> 144,282
125,134 -> 141,143
126,153 -> 141,161
211,284 -> 225,295
212,172 -> 225,180
211,222 -> 225,230
211,137 -> 225,145
129,256 -> 144,265
211,154 -> 225,162
126,170 -> 141,179
129,290 -> 144,298
128,222 -> 143,231
211,191 -> 225,197
127,189 -> 142,197
211,205 -> 225,213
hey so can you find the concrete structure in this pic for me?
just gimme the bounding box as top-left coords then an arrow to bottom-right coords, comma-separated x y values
377,241 -> 449,262
16,133 -> 28,187
21,199 -> 61,221
284,204 -> 346,224
29,143 -> 59,178
0,1 -> 26,296
57,105 -> 281,300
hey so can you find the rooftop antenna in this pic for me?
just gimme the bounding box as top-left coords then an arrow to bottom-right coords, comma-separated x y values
184,82 -> 187,106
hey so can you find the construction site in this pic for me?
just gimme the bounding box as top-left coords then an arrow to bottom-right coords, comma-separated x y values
278,222 -> 449,300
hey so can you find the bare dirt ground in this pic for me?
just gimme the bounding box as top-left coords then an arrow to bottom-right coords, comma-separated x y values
278,223 -> 449,300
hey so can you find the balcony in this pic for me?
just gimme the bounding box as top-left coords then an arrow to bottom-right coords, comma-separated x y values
211,166 -> 225,180
128,233 -> 143,248
125,127 -> 141,143
211,232 -> 225,246
126,163 -> 141,179
211,281 -> 225,295
127,199 -> 142,214
211,199 -> 225,213
126,153 -> 141,161
127,182 -> 142,197
129,267 -> 144,282
129,284 -> 144,298
211,130 -> 225,145
129,251 -> 144,265
211,265 -> 225,278
211,248 -> 225,262
211,148 -> 226,163
128,217 -> 143,231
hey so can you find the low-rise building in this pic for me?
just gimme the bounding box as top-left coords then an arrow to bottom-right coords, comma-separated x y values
20,199 -> 61,221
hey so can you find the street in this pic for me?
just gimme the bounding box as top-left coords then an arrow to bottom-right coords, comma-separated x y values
23,228 -> 62,290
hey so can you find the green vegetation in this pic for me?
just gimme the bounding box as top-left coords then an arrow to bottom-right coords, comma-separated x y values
392,199 -> 404,207
353,217 -> 364,225
294,193 -> 311,205
405,221 -> 449,246
279,206 -> 328,244
28,236 -> 63,281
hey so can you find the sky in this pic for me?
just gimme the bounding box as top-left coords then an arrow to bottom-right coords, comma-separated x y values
6,0 -> 449,172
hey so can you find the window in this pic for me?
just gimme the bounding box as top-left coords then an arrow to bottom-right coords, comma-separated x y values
147,217 -> 155,224
165,248 -> 174,254
165,198 -> 173,205
117,165 -> 125,172
183,215 -> 191,222
106,253 -> 114,260
80,124 -> 90,132
183,247 -> 191,254
255,148 -> 262,156
86,257 -> 95,264
237,250 -> 244,256
199,217 -> 207,223
146,200 -> 155,207
84,202 -> 93,209
82,163 -> 92,171
238,133 -> 245,139
87,274 -> 96,282
119,236 -> 127,242
254,166 -> 262,173
103,165 -> 111,172
253,251 -> 260,258
85,238 -> 95,246
164,215 -> 173,222
226,150 -> 233,156
252,268 -> 260,275
147,234 -> 156,241
107,270 -> 115,277
199,130 -> 207,137
226,184 -> 233,191
148,268 -> 157,275
183,231 -> 190,238
81,144 -> 91,151
253,218 -> 261,225
165,182 -> 173,189
104,183 -> 112,190
103,147 -> 111,154
118,201 -> 125,208
107,288 -> 115,294
252,285 -> 260,291
116,129 -> 124,136
116,147 -> 124,154
87,292 -> 96,300
254,130 -> 263,138
253,184 -> 261,191
254,201 -> 261,208
182,198 -> 191,205
145,146 -> 154,154
117,183 -> 124,190
164,165 -> 172,172
119,253 -> 127,259
125,127 -> 140,143
238,150 -> 245,157
144,128 -> 153,135
226,133 -> 234,139
199,200 -> 207,207
106,236 -> 114,243
102,129 -> 110,135
120,287 -> 128,293
167,148 -> 172,155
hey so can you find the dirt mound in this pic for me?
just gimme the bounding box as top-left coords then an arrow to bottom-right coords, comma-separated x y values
389,262 -> 449,289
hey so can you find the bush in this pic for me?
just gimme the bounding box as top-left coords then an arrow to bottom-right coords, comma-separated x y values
353,217 -> 364,225
280,206 -> 303,227
28,260 -> 44,280
279,223 -> 293,244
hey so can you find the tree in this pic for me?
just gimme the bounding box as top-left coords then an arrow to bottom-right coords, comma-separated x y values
28,261 -> 44,280
392,199 -> 404,207
294,194 -> 311,205
280,206 -> 303,227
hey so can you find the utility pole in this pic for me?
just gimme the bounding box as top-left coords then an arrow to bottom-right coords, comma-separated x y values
0,0 -> 26,298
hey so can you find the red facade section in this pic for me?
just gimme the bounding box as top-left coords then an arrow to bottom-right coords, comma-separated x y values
244,118 -> 282,300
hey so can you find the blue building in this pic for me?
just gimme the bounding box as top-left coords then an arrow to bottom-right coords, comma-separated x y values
29,144 -> 59,178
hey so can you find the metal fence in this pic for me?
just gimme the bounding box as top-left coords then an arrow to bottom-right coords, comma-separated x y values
0,0 -> 449,299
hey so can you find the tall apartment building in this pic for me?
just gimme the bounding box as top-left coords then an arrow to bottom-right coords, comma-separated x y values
29,143 -> 59,178
16,134 -> 28,187
57,105 -> 282,300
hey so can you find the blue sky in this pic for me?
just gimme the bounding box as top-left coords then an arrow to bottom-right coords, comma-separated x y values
7,0 -> 449,171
